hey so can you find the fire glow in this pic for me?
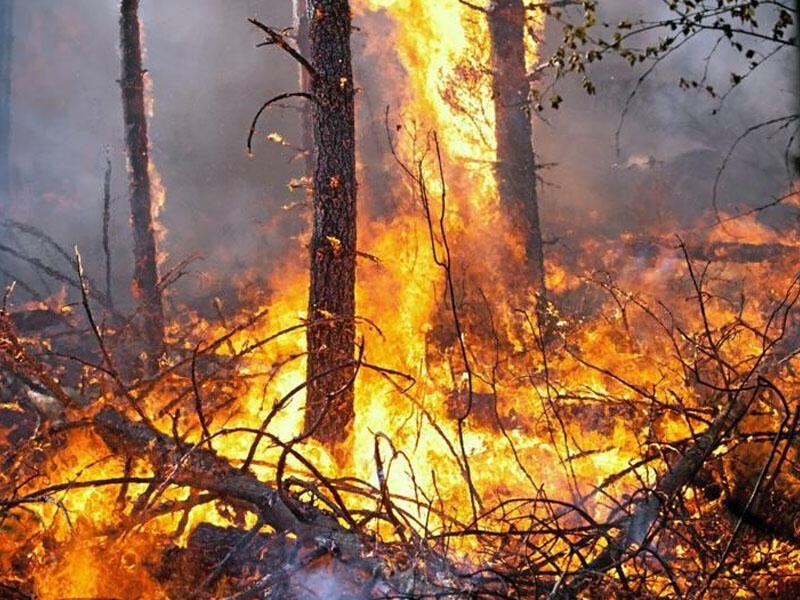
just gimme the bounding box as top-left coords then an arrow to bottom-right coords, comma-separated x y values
1,1 -> 798,599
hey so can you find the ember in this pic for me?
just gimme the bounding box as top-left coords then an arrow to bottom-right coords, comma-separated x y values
0,1 -> 798,599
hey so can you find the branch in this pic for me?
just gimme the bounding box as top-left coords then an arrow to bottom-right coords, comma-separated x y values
457,0 -> 487,13
91,407 -> 462,598
246,92 -> 315,156
93,406 -> 313,534
711,114 -> 798,221
248,18 -> 316,79
560,380 -> 761,598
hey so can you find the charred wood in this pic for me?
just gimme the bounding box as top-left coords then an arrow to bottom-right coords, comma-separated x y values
304,0 -> 357,447
92,407 -> 463,599
153,524 -> 290,599
0,583 -> 31,600
488,0 -> 545,290
119,0 -> 165,373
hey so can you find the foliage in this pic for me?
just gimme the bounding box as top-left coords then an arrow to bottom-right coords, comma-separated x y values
535,0 -> 797,110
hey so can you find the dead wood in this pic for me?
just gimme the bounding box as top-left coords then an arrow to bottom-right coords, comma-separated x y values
153,523 -> 289,598
0,311 -> 76,411
119,0 -> 165,371
93,406 -> 308,534
557,378 -> 764,598
0,583 -> 31,600
91,407 -> 459,599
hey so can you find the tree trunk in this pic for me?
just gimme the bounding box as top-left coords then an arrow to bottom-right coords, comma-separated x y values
0,0 -> 12,213
303,0 -> 357,447
488,0 -> 545,291
119,0 -> 165,373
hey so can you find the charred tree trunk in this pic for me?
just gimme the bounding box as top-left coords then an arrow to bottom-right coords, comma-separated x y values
0,0 -> 12,212
303,0 -> 357,446
488,0 -> 545,291
119,0 -> 165,372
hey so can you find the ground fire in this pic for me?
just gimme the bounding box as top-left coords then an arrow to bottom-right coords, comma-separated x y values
0,1 -> 798,599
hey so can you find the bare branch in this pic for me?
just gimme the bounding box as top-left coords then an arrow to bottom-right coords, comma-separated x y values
246,91 -> 315,156
248,18 -> 317,79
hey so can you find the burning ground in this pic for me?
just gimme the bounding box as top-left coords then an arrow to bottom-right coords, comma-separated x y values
1,0 -> 799,599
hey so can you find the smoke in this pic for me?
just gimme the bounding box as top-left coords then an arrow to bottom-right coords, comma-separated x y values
5,0 -> 305,308
3,0 -> 796,309
535,0 -> 797,236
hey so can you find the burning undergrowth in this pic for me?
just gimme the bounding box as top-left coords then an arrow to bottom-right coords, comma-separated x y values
1,188 -> 799,599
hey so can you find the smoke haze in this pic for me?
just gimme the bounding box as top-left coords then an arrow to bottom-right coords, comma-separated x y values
2,0 -> 796,309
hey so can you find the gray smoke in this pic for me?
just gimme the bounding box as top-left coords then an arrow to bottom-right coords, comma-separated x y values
2,0 -> 796,310
535,1 -> 796,236
5,0 -> 304,309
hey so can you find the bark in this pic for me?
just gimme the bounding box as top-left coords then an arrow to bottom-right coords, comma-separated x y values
0,0 -> 12,212
304,1 -> 357,446
488,0 -> 545,291
119,0 -> 165,372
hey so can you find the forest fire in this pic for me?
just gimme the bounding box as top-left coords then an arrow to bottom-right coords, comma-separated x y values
1,0 -> 798,599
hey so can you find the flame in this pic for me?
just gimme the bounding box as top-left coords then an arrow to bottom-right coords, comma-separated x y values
4,1 -> 800,597
143,41 -> 168,264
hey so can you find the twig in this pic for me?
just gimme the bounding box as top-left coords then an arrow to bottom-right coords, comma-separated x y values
75,246 -> 150,424
101,148 -> 114,311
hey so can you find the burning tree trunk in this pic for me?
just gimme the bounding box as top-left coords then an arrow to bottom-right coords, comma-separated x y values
119,0 -> 165,372
304,0 -> 357,446
0,0 -> 12,212
487,0 -> 545,291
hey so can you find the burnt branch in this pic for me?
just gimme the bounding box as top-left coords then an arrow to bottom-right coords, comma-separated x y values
248,18 -> 316,79
101,150 -> 114,311
93,406 -> 310,534
119,0 -> 165,371
246,91 -> 314,156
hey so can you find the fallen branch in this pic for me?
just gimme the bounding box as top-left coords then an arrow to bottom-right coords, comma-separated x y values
93,406 -> 307,534
556,379 -> 761,598
91,407 -> 461,598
